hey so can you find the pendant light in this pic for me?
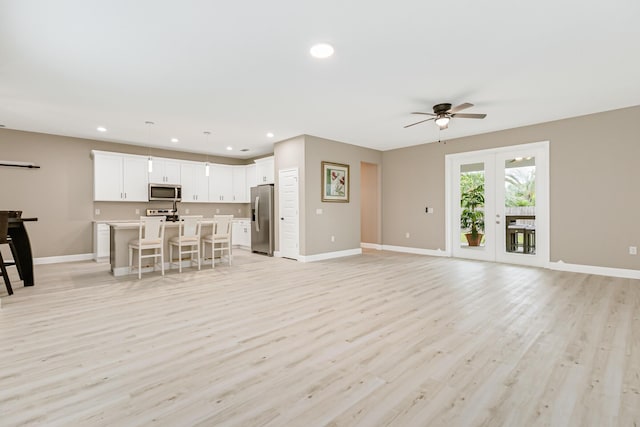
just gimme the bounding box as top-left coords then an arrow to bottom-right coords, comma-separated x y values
204,131 -> 211,177
145,121 -> 154,173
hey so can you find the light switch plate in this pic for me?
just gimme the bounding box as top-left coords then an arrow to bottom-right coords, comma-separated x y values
316,208 -> 323,215
135,209 -> 140,215
95,208 -> 100,215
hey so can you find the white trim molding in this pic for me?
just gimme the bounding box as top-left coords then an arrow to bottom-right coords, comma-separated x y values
361,243 -> 382,250
298,248 -> 362,263
34,253 -> 94,265
548,261 -> 640,280
381,245 -> 449,257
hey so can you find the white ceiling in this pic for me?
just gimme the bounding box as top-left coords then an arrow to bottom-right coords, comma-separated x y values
1,0 -> 639,158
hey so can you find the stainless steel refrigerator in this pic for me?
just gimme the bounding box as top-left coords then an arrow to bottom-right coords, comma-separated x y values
251,184 -> 274,256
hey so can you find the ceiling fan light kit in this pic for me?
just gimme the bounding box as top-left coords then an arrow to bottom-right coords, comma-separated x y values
404,102 -> 486,130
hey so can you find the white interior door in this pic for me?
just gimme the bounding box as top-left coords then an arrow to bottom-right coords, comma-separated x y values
278,168 -> 299,260
448,142 -> 549,267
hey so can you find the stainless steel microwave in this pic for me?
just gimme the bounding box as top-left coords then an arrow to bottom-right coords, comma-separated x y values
148,184 -> 182,201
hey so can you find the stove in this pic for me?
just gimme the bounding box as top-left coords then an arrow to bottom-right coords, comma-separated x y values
146,208 -> 179,222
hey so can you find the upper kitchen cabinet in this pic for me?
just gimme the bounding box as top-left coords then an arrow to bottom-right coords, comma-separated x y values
254,156 -> 274,184
93,151 -> 149,201
148,157 -> 181,184
209,164 -> 234,202
246,163 -> 257,191
232,165 -> 248,202
181,162 -> 209,203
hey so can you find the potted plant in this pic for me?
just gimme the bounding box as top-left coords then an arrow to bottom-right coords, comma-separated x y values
460,183 -> 485,246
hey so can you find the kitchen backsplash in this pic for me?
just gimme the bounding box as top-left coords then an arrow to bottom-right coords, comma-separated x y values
93,201 -> 250,220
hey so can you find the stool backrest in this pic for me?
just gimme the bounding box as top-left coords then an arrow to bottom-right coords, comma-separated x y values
213,215 -> 233,237
179,215 -> 202,240
0,210 -> 22,219
139,216 -> 165,243
0,211 -> 8,244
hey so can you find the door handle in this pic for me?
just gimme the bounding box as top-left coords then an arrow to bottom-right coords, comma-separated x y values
280,217 -> 284,220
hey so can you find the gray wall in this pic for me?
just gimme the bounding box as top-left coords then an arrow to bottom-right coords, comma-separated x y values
0,129 -> 251,258
274,135 -> 382,256
3,104 -> 640,271
273,135 -> 306,253
382,105 -> 640,270
304,135 -> 382,256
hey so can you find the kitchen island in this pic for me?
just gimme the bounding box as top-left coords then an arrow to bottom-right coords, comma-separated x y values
108,220 -> 216,276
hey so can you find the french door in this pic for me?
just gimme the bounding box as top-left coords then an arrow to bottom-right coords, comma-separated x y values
447,142 -> 549,267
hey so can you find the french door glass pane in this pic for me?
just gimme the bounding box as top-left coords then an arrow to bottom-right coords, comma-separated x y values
504,157 -> 536,254
460,162 -> 486,248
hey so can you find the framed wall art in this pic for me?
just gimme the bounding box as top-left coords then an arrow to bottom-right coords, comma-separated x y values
321,161 -> 350,202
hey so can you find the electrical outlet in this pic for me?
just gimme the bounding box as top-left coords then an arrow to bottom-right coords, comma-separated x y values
216,208 -> 220,214
316,208 -> 323,215
331,235 -> 335,242
185,208 -> 190,214
630,246 -> 637,255
405,232 -> 410,238
95,208 -> 100,215
428,207 -> 434,213
135,208 -> 140,215
237,208 -> 241,213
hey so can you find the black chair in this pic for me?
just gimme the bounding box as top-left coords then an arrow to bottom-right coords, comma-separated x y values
0,211 -> 15,295
1,211 -> 24,280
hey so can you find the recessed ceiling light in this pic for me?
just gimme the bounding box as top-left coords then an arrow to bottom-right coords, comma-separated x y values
226,146 -> 233,151
171,138 -> 179,143
97,126 -> 107,132
266,132 -> 274,138
310,43 -> 334,58
240,148 -> 250,152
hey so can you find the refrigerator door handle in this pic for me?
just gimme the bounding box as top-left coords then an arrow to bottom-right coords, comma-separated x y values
255,195 -> 260,232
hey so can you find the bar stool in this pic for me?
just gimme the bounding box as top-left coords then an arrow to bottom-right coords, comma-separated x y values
129,216 -> 166,279
202,215 -> 233,268
169,215 -> 202,272
2,211 -> 24,280
0,211 -> 17,295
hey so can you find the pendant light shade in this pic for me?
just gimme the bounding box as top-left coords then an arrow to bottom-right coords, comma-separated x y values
145,121 -> 154,173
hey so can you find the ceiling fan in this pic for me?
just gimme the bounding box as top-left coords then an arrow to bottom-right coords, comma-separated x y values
404,102 -> 486,130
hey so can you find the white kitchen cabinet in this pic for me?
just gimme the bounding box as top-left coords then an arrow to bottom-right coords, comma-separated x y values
232,219 -> 251,248
149,158 -> 181,184
246,163 -> 257,193
254,156 -> 274,184
209,164 -> 234,202
93,223 -> 110,261
232,166 -> 247,202
93,151 -> 149,201
180,162 -> 209,202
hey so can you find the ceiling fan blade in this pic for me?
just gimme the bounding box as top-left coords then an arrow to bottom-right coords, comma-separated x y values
410,112 -> 436,116
448,103 -> 474,114
404,118 -> 435,128
451,113 -> 487,119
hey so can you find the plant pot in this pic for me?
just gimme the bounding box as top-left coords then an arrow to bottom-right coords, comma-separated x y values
465,233 -> 484,247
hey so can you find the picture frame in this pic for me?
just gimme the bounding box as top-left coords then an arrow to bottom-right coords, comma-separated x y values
321,161 -> 350,202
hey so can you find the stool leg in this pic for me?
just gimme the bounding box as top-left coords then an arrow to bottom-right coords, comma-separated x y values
0,251 -> 13,295
8,241 -> 24,280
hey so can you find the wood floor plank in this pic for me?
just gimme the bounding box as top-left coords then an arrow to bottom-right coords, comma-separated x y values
0,249 -> 639,426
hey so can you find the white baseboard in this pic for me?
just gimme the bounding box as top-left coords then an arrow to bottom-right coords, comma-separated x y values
298,248 -> 362,263
548,261 -> 640,280
381,245 -> 450,257
361,243 -> 382,250
274,251 -> 281,257
34,253 -> 94,265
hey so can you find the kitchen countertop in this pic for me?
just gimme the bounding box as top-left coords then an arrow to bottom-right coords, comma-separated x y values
94,217 -> 250,224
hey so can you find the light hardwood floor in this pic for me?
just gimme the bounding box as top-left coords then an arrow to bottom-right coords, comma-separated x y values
0,250 -> 638,426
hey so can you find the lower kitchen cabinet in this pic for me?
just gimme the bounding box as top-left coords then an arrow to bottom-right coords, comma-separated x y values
232,219 -> 251,249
